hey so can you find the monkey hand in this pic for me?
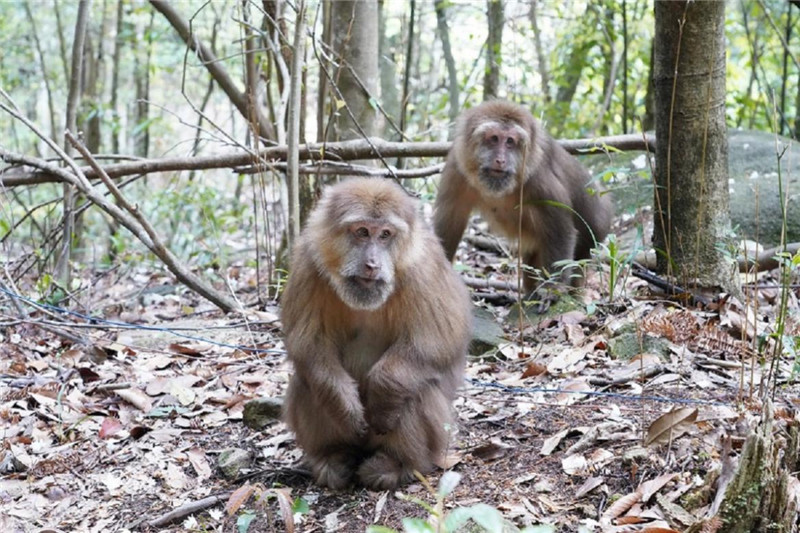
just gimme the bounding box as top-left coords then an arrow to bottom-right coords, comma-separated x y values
364,384 -> 407,435
341,393 -> 369,438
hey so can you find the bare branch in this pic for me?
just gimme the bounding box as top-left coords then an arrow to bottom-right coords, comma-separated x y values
149,0 -> 275,140
65,132 -> 240,313
1,133 -> 656,187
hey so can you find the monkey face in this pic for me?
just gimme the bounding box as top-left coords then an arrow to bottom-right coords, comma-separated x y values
472,123 -> 526,197
332,220 -> 398,311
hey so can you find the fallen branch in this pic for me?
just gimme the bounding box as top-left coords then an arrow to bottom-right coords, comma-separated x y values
1,133 -> 656,187
144,492 -> 232,528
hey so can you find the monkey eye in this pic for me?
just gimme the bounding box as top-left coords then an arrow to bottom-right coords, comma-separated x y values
489,135 -> 499,144
354,227 -> 370,238
379,229 -> 393,240
506,137 -> 515,147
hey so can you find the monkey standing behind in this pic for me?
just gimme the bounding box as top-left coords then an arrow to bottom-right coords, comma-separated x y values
281,178 -> 472,490
434,100 -> 612,302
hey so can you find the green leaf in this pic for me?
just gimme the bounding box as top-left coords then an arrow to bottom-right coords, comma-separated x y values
367,526 -> 399,533
464,503 -> 503,532
236,510 -> 256,533
292,496 -> 309,515
437,471 -> 461,498
445,504 -> 504,532
401,518 -> 435,533
521,525 -> 557,533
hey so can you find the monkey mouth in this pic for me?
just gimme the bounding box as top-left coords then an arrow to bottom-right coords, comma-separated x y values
479,169 -> 514,194
354,276 -> 380,288
337,276 -> 392,311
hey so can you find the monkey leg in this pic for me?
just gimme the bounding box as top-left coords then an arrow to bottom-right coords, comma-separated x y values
284,375 -> 366,489
358,385 -> 454,490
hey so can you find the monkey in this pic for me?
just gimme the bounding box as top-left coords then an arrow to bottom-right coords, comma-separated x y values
281,178 -> 472,491
433,100 -> 612,307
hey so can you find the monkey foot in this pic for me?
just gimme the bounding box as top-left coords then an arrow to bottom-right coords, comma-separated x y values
309,451 -> 360,490
357,452 -> 410,490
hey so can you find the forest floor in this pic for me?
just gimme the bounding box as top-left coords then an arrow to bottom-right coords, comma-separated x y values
2,220 -> 800,533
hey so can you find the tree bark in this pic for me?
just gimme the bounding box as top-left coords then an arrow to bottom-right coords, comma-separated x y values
329,0 -> 379,142
24,0 -> 58,143
378,0 -> 400,139
132,10 -> 153,157
435,0 -> 460,131
286,0 -> 306,249
484,0 -> 504,100
528,0 -> 550,104
398,0 -> 415,148
653,1 -> 738,294
57,0 -> 91,289
110,0 -> 124,154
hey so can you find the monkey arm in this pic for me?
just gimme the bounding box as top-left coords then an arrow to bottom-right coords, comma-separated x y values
433,157 -> 477,261
362,344 -> 443,435
364,274 -> 470,434
287,335 -> 368,437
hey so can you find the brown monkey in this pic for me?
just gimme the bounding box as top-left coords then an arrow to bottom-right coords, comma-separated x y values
434,100 -> 612,303
281,178 -> 472,491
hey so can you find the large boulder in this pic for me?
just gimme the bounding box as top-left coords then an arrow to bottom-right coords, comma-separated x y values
584,129 -> 799,246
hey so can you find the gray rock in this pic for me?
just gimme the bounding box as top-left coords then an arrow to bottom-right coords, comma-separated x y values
217,448 -> 253,479
243,397 -> 284,430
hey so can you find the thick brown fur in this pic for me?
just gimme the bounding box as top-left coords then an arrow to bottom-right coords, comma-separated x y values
434,100 -> 612,297
281,178 -> 472,491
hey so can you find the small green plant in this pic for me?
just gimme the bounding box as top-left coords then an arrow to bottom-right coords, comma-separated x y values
598,230 -> 640,302
367,471 -> 554,533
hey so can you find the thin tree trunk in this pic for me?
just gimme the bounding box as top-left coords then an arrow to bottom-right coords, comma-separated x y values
653,1 -> 738,294
378,0 -> 400,139
484,0 -> 504,100
435,0 -> 460,131
23,1 -> 58,143
286,0 -> 306,250
621,0 -> 628,133
110,0 -> 124,154
779,2 -> 792,135
399,0 -> 415,138
396,0 -> 415,169
56,0 -> 91,288
133,11 -> 154,157
528,0 -> 549,103
53,0 -> 70,82
316,0 -> 331,142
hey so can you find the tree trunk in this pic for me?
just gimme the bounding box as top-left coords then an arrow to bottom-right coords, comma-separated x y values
24,0 -> 58,143
528,0 -> 549,104
329,0 -> 379,142
378,0 -> 400,139
652,1 -> 738,294
484,0 -> 504,100
398,0 -> 415,147
56,0 -> 91,289
642,39 -> 655,131
133,11 -> 154,157
435,0 -> 460,131
110,0 -> 124,154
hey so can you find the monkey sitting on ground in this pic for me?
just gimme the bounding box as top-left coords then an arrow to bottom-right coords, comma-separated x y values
434,100 -> 612,307
281,178 -> 472,490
